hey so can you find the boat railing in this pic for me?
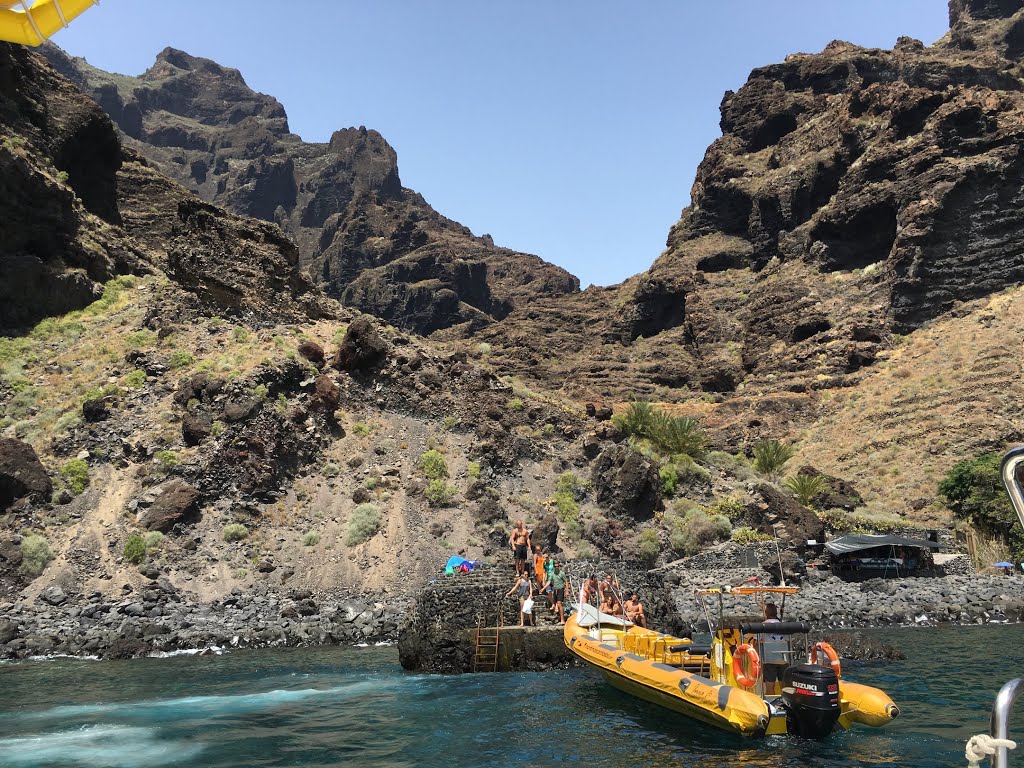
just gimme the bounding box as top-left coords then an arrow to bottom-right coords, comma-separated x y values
1000,446 -> 1024,530
987,677 -> 1024,768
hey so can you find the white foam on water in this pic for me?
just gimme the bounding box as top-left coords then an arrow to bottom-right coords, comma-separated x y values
355,642 -> 370,648
24,680 -> 388,723
147,646 -> 224,658
26,654 -> 100,662
374,641 -> 393,647
0,724 -> 204,767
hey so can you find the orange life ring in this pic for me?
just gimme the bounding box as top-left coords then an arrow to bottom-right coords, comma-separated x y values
732,643 -> 761,688
811,641 -> 842,677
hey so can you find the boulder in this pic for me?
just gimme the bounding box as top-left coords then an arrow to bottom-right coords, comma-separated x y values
332,316 -> 389,371
181,410 -> 213,446
82,397 -> 110,422
297,340 -> 325,366
313,374 -> 340,409
591,444 -> 661,521
138,479 -> 201,532
735,484 -> 825,549
0,438 -> 52,508
41,585 -> 67,606
223,397 -> 260,423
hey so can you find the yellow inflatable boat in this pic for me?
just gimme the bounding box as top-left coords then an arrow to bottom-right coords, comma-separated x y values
0,0 -> 98,46
564,585 -> 899,739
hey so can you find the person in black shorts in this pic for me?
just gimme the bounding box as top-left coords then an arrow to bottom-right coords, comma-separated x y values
544,561 -> 567,623
509,519 -> 531,576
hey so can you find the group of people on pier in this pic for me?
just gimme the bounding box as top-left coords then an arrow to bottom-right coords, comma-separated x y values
505,519 -> 645,629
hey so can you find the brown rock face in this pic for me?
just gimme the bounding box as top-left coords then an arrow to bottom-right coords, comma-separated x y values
591,445 -> 661,521
138,479 -> 201,532
0,43 -> 141,330
43,46 -> 579,335
332,317 -> 389,371
476,2 -> 1024,409
0,439 -> 52,508
735,484 -> 825,549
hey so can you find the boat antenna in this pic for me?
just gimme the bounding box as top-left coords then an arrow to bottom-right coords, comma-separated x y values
773,524 -> 786,587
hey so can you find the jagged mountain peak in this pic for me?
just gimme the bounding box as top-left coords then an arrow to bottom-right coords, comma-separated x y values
950,0 -> 1024,25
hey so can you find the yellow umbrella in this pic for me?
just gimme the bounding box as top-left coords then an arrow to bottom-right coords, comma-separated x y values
0,0 -> 99,46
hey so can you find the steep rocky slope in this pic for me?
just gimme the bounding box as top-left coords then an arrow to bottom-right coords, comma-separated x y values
478,0 -> 1024,407
41,46 -> 578,336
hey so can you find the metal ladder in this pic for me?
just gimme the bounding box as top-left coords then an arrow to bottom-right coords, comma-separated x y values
473,602 -> 503,673
984,448 -> 1024,767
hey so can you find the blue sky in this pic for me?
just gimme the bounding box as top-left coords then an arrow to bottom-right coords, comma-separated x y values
53,1 -> 950,287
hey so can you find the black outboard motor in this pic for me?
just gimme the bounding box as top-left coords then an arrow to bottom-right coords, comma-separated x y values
781,663 -> 841,739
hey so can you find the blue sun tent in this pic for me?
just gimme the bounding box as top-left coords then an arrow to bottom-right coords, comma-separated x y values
445,555 -> 482,575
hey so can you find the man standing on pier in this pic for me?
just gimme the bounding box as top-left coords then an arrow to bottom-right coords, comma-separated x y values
509,520 -> 531,577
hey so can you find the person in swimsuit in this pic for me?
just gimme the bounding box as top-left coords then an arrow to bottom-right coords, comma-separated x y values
543,561 -> 567,623
504,573 -> 533,626
581,574 -> 599,606
509,520 -> 531,577
624,593 -> 646,628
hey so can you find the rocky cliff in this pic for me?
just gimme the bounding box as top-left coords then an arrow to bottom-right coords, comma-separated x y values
477,0 -> 1024,406
42,46 -> 579,335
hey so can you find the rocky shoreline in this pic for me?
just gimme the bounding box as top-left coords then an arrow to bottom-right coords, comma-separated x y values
667,569 -> 1024,631
4,568 -> 1024,663
0,575 -> 406,661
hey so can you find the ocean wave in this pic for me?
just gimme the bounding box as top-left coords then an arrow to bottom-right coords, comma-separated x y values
147,646 -> 224,658
21,680 -> 393,724
0,724 -> 203,767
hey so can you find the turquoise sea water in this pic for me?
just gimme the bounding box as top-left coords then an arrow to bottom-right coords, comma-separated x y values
1,625 -> 1023,768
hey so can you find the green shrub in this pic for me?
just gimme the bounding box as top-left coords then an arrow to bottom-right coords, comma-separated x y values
143,531 -> 165,549
556,471 -> 589,498
222,523 -> 249,542
467,461 -> 481,479
322,462 -> 340,478
441,415 -> 459,431
785,473 -> 829,507
637,528 -> 661,564
253,384 -> 269,401
365,476 -> 379,490
817,507 -> 853,531
612,401 -> 656,438
659,464 -> 679,497
732,527 -> 771,545
352,422 -> 371,437
60,458 -> 90,495
551,490 -> 580,523
508,397 -> 525,412
155,450 -> 179,471
425,479 -> 457,507
477,342 -> 493,356
19,534 -> 52,576
211,420 -> 224,436
302,531 -> 321,547
82,275 -> 135,316
753,440 -> 795,476
708,497 -> 745,521
542,423 -> 556,437
55,411 -> 82,434
706,450 -> 758,481
651,411 -> 706,458
419,449 -> 448,480
56,170 -> 69,184
669,509 -> 732,555
123,369 -> 147,390
232,327 -> 250,343
123,534 -> 147,564
125,330 -> 157,349
346,504 -> 381,545
168,350 -> 194,370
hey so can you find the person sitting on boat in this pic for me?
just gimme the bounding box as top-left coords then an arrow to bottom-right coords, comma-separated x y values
509,520 -> 531,577
598,574 -> 618,605
623,593 -> 646,628
505,573 -> 533,626
600,594 -> 624,616
760,602 -> 788,695
543,561 -> 567,623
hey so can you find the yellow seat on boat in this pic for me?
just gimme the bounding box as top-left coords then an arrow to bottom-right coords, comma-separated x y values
0,0 -> 98,46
